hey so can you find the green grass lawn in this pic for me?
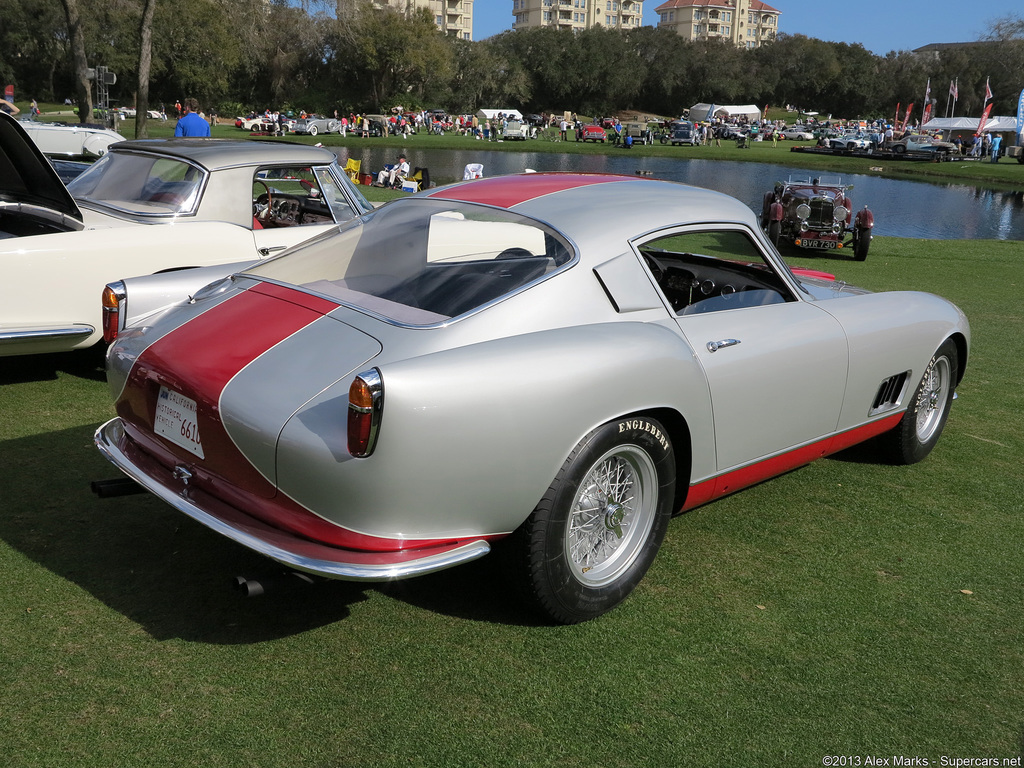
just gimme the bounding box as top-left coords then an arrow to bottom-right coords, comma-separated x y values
1,236 -> 1021,767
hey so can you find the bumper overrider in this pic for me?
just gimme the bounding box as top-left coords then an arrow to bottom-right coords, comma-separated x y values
94,417 -> 491,581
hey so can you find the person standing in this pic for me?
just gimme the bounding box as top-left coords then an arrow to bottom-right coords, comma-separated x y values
990,134 -> 1002,163
174,98 -> 211,137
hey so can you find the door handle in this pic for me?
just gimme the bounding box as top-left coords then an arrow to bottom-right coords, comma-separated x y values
258,245 -> 288,256
706,338 -> 741,353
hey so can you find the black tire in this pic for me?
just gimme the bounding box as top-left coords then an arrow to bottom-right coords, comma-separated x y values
768,220 -> 781,247
893,144 -> 905,155
508,416 -> 675,624
880,339 -> 958,465
308,125 -> 318,136
660,136 -> 668,145
853,227 -> 870,261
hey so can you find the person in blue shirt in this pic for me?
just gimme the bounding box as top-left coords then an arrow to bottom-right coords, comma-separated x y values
990,134 -> 1003,163
174,98 -> 211,137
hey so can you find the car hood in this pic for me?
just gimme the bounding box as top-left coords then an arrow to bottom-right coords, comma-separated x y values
0,112 -> 82,223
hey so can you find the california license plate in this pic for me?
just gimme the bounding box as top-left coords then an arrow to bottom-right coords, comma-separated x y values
800,238 -> 837,249
154,386 -> 205,459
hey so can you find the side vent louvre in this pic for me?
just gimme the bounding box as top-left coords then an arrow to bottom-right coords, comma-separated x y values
870,371 -> 910,414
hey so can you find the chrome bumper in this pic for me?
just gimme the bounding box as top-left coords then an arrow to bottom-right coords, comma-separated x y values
94,418 -> 491,581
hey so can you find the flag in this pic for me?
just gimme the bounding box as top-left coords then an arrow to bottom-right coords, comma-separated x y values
894,102 -> 901,128
978,103 -> 993,136
924,79 -> 931,103
949,80 -> 957,99
923,103 -> 933,125
984,77 -> 992,103
1016,88 -> 1024,147
903,103 -> 914,130
706,103 -> 716,121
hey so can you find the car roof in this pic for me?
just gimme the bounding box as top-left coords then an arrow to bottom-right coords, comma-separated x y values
424,173 -> 759,248
108,138 -> 340,170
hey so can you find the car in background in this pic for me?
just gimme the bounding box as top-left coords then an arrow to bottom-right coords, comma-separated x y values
94,172 -> 966,625
235,114 -> 263,130
884,134 -> 957,157
291,115 -> 341,136
502,120 -> 530,140
780,126 -> 814,141
662,120 -> 699,146
0,112 -> 372,356
761,175 -> 874,260
828,133 -> 872,150
578,124 -> 608,142
18,117 -> 125,158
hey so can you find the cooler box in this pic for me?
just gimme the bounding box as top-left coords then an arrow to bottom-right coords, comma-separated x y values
401,180 -> 420,193
359,173 -> 373,186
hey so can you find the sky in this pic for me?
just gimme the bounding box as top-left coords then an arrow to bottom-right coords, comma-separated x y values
473,0 -> 1023,55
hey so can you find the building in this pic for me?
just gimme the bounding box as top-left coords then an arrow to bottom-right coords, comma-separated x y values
379,0 -> 474,40
511,0 -> 645,32
655,0 -> 779,49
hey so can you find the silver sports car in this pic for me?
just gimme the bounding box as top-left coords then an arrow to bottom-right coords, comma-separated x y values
95,173 -> 969,624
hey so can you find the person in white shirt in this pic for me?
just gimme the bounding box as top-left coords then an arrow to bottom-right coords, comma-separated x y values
376,154 -> 410,187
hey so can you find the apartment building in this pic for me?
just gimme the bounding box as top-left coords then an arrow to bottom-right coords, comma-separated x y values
379,0 -> 474,40
511,0 -> 645,32
655,0 -> 779,49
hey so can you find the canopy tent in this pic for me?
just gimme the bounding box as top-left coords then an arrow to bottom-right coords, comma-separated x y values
922,116 -> 1019,135
689,103 -> 762,122
476,109 -> 523,122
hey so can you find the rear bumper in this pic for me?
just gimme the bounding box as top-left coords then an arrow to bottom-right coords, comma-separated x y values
94,418 -> 491,581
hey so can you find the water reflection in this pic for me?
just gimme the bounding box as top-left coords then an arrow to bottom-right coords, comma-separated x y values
336,146 -> 1023,241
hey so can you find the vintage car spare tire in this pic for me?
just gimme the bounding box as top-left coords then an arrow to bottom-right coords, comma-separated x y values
507,417 -> 675,624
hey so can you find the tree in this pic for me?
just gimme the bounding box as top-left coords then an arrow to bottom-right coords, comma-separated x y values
58,0 -> 93,123
135,0 -> 157,137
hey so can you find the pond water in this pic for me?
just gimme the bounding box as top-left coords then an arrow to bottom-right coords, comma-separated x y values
336,145 -> 1024,241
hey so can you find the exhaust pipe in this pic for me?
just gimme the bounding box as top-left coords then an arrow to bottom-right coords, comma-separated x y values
234,571 -> 316,598
91,478 -> 147,498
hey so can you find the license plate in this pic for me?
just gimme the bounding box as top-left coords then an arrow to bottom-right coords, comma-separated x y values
154,386 -> 205,459
800,238 -> 837,249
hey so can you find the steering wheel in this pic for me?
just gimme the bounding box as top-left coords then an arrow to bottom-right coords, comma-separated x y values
254,180 -> 273,225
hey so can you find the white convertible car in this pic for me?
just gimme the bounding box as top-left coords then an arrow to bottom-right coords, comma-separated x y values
0,112 -> 372,356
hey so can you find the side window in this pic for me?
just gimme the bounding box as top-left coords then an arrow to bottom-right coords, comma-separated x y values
252,166 -> 336,228
638,229 -> 794,315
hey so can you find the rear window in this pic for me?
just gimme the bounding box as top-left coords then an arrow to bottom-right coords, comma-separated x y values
244,199 -> 574,325
67,151 -> 204,215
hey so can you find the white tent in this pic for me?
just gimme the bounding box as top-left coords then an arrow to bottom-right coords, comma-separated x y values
922,115 -> 1019,135
476,108 -> 523,122
689,103 -> 762,122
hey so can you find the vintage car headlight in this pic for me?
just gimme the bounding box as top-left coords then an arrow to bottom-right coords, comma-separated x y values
833,223 -> 842,234
348,368 -> 384,457
834,205 -> 848,222
796,203 -> 811,220
799,220 -> 809,232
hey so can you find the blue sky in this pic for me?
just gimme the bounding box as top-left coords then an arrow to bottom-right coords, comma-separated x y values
473,0 -> 1023,55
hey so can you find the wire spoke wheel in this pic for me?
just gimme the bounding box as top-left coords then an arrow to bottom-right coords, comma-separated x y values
914,353 -> 951,444
565,446 -> 657,588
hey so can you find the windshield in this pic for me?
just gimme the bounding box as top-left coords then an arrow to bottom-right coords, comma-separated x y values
67,151 -> 205,216
245,199 -> 574,325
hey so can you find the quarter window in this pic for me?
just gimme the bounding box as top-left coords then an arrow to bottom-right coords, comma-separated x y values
638,229 -> 794,315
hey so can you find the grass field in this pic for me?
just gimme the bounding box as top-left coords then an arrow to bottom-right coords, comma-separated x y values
1,234 -> 1021,767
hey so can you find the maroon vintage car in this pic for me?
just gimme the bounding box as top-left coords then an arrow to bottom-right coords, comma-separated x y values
762,176 -> 874,261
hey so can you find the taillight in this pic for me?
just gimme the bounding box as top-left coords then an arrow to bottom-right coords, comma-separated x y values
101,281 -> 126,344
347,368 -> 383,457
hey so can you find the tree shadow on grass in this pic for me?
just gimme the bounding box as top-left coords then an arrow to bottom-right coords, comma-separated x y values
0,423 -> 540,642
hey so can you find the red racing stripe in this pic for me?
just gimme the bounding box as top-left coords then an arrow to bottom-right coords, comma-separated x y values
425,173 -> 632,208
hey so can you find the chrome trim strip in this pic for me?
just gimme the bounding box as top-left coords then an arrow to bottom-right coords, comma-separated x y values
0,324 -> 94,342
94,418 -> 491,581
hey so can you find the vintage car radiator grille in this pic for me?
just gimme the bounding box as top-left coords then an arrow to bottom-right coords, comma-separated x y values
871,371 -> 910,413
808,199 -> 834,228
